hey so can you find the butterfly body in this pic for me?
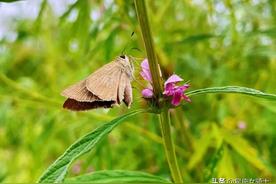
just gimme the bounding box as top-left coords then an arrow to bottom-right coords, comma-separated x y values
62,55 -> 134,111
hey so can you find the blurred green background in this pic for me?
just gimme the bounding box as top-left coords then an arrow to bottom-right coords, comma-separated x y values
0,0 -> 275,183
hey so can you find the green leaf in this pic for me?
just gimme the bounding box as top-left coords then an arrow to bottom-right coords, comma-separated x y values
66,170 -> 171,183
174,33 -> 222,44
204,144 -> 224,181
223,130 -> 268,172
0,0 -> 22,2
187,129 -> 213,170
186,86 -> 276,101
217,146 -> 236,178
38,109 -> 146,183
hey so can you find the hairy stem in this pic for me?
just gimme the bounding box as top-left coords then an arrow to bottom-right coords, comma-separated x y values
159,110 -> 183,183
134,0 -> 183,182
134,0 -> 163,97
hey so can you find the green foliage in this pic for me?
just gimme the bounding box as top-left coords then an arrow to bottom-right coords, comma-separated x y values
187,86 -> 276,100
38,110 -> 145,183
223,130 -> 267,172
0,0 -> 22,2
0,0 -> 276,183
66,170 -> 171,183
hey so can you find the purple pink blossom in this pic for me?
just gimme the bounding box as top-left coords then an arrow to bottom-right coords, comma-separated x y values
140,59 -> 191,106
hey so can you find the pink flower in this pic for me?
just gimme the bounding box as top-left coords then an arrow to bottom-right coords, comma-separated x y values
140,59 -> 191,106
140,59 -> 152,82
237,121 -> 247,130
163,74 -> 191,106
140,59 -> 154,98
142,88 -> 154,98
71,161 -> 82,174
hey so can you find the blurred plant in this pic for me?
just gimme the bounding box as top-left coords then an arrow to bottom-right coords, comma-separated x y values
1,0 -> 276,183
36,0 -> 276,183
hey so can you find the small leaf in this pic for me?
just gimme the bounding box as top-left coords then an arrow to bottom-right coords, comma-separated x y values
66,170 -> 171,183
38,109 -> 146,183
186,86 -> 276,101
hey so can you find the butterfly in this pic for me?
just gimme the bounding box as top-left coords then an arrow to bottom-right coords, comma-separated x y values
61,55 -> 134,111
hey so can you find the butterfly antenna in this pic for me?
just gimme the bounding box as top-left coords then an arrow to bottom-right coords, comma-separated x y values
121,31 -> 135,55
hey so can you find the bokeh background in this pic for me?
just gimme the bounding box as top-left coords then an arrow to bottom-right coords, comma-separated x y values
0,0 -> 275,182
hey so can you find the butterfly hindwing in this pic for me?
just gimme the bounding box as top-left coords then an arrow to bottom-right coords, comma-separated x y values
63,98 -> 115,111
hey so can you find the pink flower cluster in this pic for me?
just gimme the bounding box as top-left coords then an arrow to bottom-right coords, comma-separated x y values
140,59 -> 191,106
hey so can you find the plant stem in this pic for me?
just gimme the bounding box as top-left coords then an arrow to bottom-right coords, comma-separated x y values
159,110 -> 183,183
134,0 -> 183,182
134,0 -> 163,97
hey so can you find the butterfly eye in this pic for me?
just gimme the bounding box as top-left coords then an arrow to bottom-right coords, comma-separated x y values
120,55 -> 125,59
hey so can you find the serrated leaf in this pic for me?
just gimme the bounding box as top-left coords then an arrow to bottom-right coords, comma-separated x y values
66,170 -> 171,183
223,130 -> 267,172
186,86 -> 276,101
38,109 -> 146,183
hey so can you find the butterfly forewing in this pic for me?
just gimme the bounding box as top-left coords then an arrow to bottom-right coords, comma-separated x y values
85,61 -> 122,101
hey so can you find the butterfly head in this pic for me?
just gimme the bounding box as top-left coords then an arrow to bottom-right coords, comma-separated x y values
118,55 -> 131,65
117,55 -> 134,77
119,55 -> 126,59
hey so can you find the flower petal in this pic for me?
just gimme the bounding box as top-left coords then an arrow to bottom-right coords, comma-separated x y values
177,84 -> 190,91
171,90 -> 182,106
140,71 -> 152,82
141,59 -> 150,70
163,83 -> 174,96
182,94 -> 191,102
140,59 -> 152,82
142,88 -> 153,98
164,74 -> 183,86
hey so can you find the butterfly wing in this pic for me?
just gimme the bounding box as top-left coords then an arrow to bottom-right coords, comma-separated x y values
117,72 -> 132,107
117,72 -> 127,104
63,98 -> 114,111
62,56 -> 133,111
123,78 -> 132,107
85,61 -> 123,102
61,80 -> 99,102
61,80 -> 117,111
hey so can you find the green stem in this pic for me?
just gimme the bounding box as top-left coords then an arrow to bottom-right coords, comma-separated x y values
134,0 -> 163,97
159,110 -> 183,183
134,0 -> 183,182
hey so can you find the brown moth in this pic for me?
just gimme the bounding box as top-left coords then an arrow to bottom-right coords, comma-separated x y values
61,55 -> 134,111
